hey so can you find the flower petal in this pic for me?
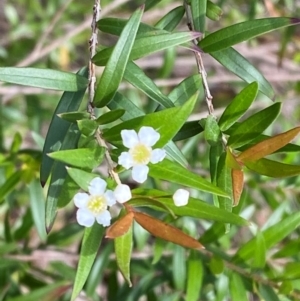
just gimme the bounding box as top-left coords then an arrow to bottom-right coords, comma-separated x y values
77,209 -> 95,227
150,148 -> 166,164
89,177 -> 107,195
173,189 -> 189,207
114,184 -> 132,203
138,126 -> 160,146
96,210 -> 111,227
118,152 -> 134,169
104,190 -> 117,206
132,165 -> 149,183
74,192 -> 89,208
121,129 -> 139,148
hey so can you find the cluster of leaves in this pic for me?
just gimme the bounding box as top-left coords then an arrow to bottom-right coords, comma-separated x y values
1,0 -> 300,301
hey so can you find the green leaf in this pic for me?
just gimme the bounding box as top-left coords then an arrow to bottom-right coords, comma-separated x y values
97,18 -> 156,36
114,224 -> 133,286
71,224 -> 105,301
40,67 -> 88,185
204,115 -> 221,146
155,6 -> 185,31
244,158 -> 300,178
45,123 -> 81,231
77,119 -> 98,137
191,0 -> 207,32
206,1 -> 223,21
93,31 -> 201,66
149,159 -> 229,197
103,93 -> 197,147
93,7 -> 143,107
168,74 -> 202,106
253,231 -> 266,269
219,82 -> 259,131
279,262 -> 300,280
199,17 -> 300,53
131,189 -> 247,225
0,67 -> 88,91
66,168 -> 99,191
49,146 -> 105,170
145,0 -> 163,10
28,180 -> 47,242
186,250 -> 203,301
58,111 -> 90,123
229,273 -> 248,301
57,175 -> 79,208
172,245 -> 186,290
0,171 -> 23,204
233,211 -> 300,263
96,109 -> 125,125
258,284 -> 280,301
210,47 -> 274,98
173,121 -> 203,141
124,61 -> 174,108
227,102 -> 281,149
209,256 -> 224,274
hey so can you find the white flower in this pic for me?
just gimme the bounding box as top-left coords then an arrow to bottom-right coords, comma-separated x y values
73,177 -> 117,227
114,184 -> 132,203
118,126 -> 166,183
173,189 -> 189,207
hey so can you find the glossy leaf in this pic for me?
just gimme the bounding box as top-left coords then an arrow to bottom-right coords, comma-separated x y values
124,61 -> 174,108
0,67 -> 88,91
40,67 -> 88,185
173,121 -> 203,141
155,6 -> 185,31
244,158 -> 300,178
238,126 -> 300,162
233,211 -> 300,263
49,146 -> 104,170
133,211 -> 203,249
231,169 -> 244,206
186,250 -> 203,301
93,7 -> 143,107
114,222 -> 133,286
131,189 -> 247,225
149,159 -> 229,197
227,102 -> 281,149
106,212 -> 134,239
71,224 -> 105,301
103,93 -> 197,148
210,47 -> 273,98
66,168 -> 99,191
199,17 -> 300,53
219,82 -> 259,131
93,31 -> 201,66
191,0 -> 206,32
96,109 -> 125,125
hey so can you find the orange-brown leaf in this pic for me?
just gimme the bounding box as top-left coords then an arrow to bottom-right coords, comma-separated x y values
238,127 -> 300,163
133,211 -> 204,250
226,147 -> 242,169
232,169 -> 244,206
106,212 -> 134,239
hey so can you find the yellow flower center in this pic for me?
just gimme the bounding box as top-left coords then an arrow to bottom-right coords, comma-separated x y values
87,195 -> 107,215
130,143 -> 151,165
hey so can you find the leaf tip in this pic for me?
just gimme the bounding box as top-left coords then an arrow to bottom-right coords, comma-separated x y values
192,31 -> 202,39
40,180 -> 46,187
290,17 -> 300,24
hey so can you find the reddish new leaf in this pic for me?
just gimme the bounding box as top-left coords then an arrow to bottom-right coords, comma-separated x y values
231,169 -> 244,206
238,127 -> 300,163
133,211 -> 204,250
106,212 -> 134,239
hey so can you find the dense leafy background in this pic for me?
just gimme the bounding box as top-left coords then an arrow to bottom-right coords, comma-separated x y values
1,0 -> 300,300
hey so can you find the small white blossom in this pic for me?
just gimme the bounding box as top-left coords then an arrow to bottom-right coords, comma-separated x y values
73,177 -> 117,227
173,189 -> 189,207
118,126 -> 166,183
114,184 -> 132,203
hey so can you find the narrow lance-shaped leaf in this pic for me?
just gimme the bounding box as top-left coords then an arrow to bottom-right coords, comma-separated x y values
191,0 -> 207,33
93,31 -> 201,66
155,6 -> 185,31
133,211 -> 203,250
231,169 -> 244,206
210,47 -> 273,98
0,67 -> 88,91
206,0 -> 222,21
40,67 -> 88,185
227,102 -> 281,149
114,222 -> 133,286
219,81 -> 258,131
106,212 -> 134,239
71,224 -> 105,301
238,126 -> 300,162
93,6 -> 144,107
244,158 -> 300,178
199,17 -> 300,53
